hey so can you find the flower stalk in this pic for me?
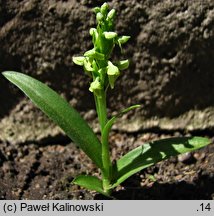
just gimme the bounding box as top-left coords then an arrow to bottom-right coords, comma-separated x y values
72,2 -> 130,192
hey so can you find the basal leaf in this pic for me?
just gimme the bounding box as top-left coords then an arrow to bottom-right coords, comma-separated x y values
73,175 -> 107,196
3,71 -> 103,169
111,137 -> 210,188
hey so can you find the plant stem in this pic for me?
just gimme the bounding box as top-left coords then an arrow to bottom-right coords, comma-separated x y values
96,91 -> 107,131
94,90 -> 112,194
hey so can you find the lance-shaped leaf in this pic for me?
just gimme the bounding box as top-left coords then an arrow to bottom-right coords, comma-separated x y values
102,105 -> 141,149
73,175 -> 109,196
2,71 -> 103,169
111,137 -> 211,188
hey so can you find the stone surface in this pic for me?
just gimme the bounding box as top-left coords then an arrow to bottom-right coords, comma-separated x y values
0,0 -> 214,143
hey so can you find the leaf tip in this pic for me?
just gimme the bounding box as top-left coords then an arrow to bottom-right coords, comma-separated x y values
2,71 -> 12,78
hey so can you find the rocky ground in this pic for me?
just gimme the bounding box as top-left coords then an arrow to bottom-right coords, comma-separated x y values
0,131 -> 213,200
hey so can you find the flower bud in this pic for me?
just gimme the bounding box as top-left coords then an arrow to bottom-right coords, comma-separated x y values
89,28 -> 97,36
103,31 -> 117,40
116,59 -> 129,70
107,9 -> 116,21
93,7 -> 100,14
89,28 -> 98,45
96,12 -> 103,23
72,56 -> 85,66
101,2 -> 109,15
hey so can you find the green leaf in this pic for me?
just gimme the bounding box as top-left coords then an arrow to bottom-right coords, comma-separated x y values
102,105 -> 141,154
103,105 -> 141,140
2,71 -> 103,169
111,137 -> 211,188
73,175 -> 108,196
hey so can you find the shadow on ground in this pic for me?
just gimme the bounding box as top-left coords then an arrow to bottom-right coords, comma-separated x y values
95,174 -> 214,200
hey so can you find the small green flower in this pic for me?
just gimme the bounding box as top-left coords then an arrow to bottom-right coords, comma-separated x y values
83,58 -> 93,75
72,56 -> 85,66
118,36 -> 130,44
101,2 -> 109,16
107,61 -> 120,89
72,2 -> 130,90
93,7 -> 100,14
84,49 -> 105,60
116,59 -> 129,70
89,77 -> 102,97
96,12 -> 103,23
103,32 -> 118,40
89,28 -> 98,37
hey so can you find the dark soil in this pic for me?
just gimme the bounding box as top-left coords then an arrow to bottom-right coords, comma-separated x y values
0,131 -> 213,200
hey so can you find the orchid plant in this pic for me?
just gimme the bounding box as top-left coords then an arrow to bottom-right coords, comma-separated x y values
2,2 -> 210,198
